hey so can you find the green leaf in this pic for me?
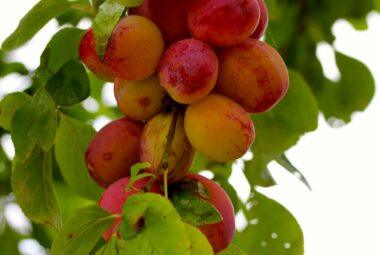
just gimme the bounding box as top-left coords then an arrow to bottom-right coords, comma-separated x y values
252,70 -> 319,154
55,114 -> 103,200
116,0 -> 144,7
169,179 -> 222,226
11,88 -> 57,159
0,50 -> 28,77
275,154 -> 312,191
93,0 -> 125,58
319,51 -> 375,123
56,0 -> 92,26
1,0 -> 89,51
0,225 -> 22,255
244,152 -> 276,187
11,147 -> 61,228
126,162 -> 154,191
246,70 -> 318,188
0,92 -> 31,131
51,205 -> 116,255
46,59 -> 90,106
95,236 -> 124,255
184,223 -> 213,255
219,244 -> 247,255
36,28 -> 85,84
120,193 -> 191,255
234,190 -> 304,255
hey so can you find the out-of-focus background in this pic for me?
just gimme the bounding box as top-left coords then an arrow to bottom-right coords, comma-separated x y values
0,1 -> 379,254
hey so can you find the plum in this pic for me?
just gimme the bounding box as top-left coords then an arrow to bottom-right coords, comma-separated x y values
85,117 -> 144,188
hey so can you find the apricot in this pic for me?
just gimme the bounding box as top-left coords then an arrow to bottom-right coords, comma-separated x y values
99,176 -> 162,240
188,0 -> 260,46
114,75 -> 169,121
251,0 -> 269,39
184,94 -> 254,162
104,15 -> 164,81
79,29 -> 115,82
158,38 -> 218,104
140,111 -> 195,183
85,117 -> 144,188
129,0 -> 192,43
183,174 -> 235,253
217,39 -> 289,113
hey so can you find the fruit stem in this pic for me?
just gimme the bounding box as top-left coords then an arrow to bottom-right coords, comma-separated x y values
145,104 -> 180,193
164,170 -> 169,198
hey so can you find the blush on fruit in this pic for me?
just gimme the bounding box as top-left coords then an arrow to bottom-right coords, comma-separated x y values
188,0 -> 260,46
251,0 -> 269,39
184,93 -> 255,163
79,28 -> 116,82
184,174 -> 235,253
217,39 -> 289,113
129,0 -> 192,43
140,111 -> 196,184
158,38 -> 218,104
85,117 -> 144,188
114,75 -> 168,121
104,15 -> 164,81
99,177 -> 161,240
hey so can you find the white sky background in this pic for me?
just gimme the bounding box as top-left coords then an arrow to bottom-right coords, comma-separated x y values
0,1 -> 380,255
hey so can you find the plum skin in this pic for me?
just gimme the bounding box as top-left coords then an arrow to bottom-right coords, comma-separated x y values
216,39 -> 289,113
104,15 -> 164,81
85,117 -> 144,188
140,111 -> 196,184
188,0 -> 260,46
251,0 -> 269,39
129,0 -> 192,43
99,177 -> 162,240
114,75 -> 168,121
158,38 -> 218,104
184,93 -> 255,163
183,174 -> 235,253
79,28 -> 115,82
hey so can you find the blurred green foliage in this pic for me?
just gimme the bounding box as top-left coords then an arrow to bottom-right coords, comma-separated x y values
0,0 -> 377,254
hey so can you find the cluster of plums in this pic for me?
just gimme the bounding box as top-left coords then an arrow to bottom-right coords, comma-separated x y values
80,0 -> 288,253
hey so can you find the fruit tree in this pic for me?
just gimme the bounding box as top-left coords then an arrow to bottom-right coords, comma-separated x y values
0,0 -> 377,254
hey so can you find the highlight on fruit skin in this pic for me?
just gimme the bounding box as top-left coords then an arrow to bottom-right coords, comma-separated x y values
99,176 -> 162,240
184,93 -> 255,163
188,0 -> 260,46
129,0 -> 192,43
85,117 -> 144,188
140,111 -> 196,184
216,38 -> 289,113
251,0 -> 269,39
183,174 -> 235,253
79,28 -> 116,82
158,38 -> 218,104
104,15 -> 164,81
114,75 -> 169,121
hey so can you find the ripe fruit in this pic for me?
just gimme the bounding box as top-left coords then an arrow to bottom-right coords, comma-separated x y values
99,177 -> 162,240
184,174 -> 235,253
140,111 -> 196,183
79,29 -> 115,82
251,0 -> 269,39
114,75 -> 169,121
184,93 -> 255,162
188,0 -> 260,46
158,38 -> 218,104
85,117 -> 144,188
129,0 -> 192,43
104,15 -> 164,81
216,39 -> 289,113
